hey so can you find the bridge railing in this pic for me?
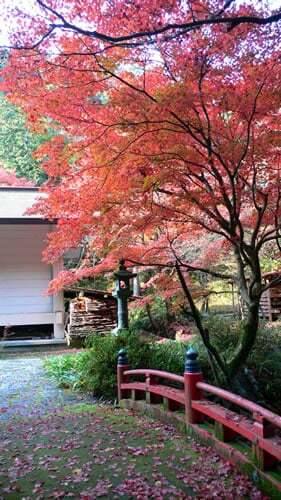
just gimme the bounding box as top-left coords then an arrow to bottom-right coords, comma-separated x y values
117,347 -> 281,471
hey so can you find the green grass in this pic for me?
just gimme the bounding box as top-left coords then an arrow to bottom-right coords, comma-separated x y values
268,468 -> 281,484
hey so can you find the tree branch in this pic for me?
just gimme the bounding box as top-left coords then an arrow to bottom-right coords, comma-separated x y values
32,1 -> 281,48
3,1 -> 279,51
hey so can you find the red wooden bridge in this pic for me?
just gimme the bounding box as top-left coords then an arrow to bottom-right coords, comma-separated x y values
117,347 -> 281,479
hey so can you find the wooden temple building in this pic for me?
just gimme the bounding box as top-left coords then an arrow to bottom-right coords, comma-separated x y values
259,271 -> 281,321
0,187 -> 65,341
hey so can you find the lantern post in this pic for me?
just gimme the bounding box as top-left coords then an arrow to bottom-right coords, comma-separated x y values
112,259 -> 136,335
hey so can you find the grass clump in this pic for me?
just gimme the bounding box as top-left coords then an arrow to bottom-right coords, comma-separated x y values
44,350 -> 88,389
45,330 -> 151,400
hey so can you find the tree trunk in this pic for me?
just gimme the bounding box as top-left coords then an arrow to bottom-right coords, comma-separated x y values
175,257 -> 263,388
164,299 -> 173,322
133,267 -> 141,296
226,247 -> 262,382
227,300 -> 260,379
145,303 -> 159,334
175,262 -> 229,383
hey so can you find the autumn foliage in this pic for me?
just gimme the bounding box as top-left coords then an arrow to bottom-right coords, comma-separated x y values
0,165 -> 34,187
1,0 -> 281,382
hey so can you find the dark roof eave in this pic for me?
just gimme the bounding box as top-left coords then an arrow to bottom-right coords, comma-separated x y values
0,218 -> 56,224
0,186 -> 39,191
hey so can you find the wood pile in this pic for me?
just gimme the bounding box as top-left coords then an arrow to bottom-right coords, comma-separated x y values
66,293 -> 117,343
258,271 -> 281,321
259,285 -> 281,321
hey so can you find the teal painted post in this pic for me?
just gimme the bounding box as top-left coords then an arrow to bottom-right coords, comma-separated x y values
117,348 -> 130,401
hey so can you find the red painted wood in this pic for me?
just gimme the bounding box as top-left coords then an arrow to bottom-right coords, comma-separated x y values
123,369 -> 184,385
197,382 -> 281,430
121,382 -> 146,392
258,436 -> 281,461
253,416 -> 275,439
192,400 -> 281,462
192,400 -> 256,440
184,372 -> 203,424
121,382 -> 185,405
118,365 -> 281,470
117,364 -> 130,401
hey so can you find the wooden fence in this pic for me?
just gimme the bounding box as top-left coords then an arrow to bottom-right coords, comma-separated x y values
117,348 -> 281,473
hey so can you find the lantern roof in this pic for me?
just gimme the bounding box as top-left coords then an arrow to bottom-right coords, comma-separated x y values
113,259 -> 137,280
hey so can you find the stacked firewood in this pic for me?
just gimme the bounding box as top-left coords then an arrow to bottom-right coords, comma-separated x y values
66,294 -> 117,341
259,286 -> 281,321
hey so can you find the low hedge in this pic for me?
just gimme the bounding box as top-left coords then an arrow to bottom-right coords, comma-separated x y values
44,319 -> 281,411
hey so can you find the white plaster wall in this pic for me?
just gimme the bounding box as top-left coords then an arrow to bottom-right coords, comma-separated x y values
52,258 -> 65,339
0,224 -> 54,326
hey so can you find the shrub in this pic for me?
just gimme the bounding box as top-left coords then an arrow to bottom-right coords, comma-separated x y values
129,306 -> 152,333
45,330 -> 151,400
44,351 -> 88,388
78,330 -> 151,399
130,296 -> 189,339
247,323 -> 281,411
44,320 -> 281,411
149,341 -> 187,374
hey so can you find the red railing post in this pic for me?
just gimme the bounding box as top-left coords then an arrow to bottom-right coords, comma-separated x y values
252,413 -> 278,470
184,347 -> 203,424
145,374 -> 161,404
117,349 -> 130,401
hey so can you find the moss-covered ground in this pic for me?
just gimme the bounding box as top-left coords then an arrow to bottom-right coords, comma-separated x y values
0,403 -> 268,499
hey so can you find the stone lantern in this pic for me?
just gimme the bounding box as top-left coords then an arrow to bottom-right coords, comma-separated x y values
112,259 -> 137,334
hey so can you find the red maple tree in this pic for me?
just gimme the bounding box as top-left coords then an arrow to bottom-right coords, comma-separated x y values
1,0 -> 281,384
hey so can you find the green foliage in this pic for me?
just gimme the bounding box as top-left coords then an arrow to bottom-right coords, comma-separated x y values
130,296 -> 187,338
44,351 -> 88,388
45,331 -> 151,400
192,317 -> 281,410
0,93 -> 53,184
247,323 -> 281,410
201,315 -> 240,356
129,306 -> 152,332
79,331 -> 151,399
148,341 -> 187,375
257,240 -> 280,273
45,321 -> 281,411
44,333 -> 202,400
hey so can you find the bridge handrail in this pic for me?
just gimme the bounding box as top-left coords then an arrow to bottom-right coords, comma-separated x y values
197,381 -> 281,429
117,347 -> 281,473
123,368 -> 184,385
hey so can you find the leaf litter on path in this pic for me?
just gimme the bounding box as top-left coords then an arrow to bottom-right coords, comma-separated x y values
0,405 -> 268,499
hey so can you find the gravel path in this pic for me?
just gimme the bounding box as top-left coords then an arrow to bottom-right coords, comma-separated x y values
0,354 -> 88,420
